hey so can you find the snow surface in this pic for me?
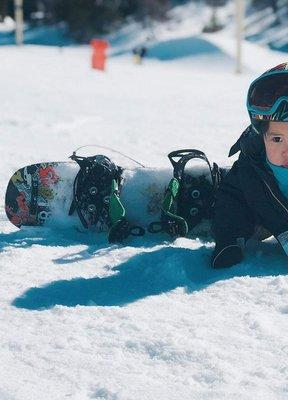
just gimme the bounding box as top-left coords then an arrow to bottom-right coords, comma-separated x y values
1,30 -> 288,400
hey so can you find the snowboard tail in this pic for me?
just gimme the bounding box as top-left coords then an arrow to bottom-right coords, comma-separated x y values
5,163 -> 61,228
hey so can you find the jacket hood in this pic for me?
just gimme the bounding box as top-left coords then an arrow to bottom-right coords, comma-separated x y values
228,125 -> 266,164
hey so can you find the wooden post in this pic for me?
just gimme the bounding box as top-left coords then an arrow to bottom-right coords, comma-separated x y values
235,0 -> 244,74
14,0 -> 24,45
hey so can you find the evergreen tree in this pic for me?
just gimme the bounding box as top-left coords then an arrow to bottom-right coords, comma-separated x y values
0,0 -> 8,21
203,0 -> 228,33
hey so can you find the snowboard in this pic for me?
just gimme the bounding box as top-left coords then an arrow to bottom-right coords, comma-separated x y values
5,153 -> 227,239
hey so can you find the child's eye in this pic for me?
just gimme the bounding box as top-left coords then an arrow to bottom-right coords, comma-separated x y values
272,136 -> 283,143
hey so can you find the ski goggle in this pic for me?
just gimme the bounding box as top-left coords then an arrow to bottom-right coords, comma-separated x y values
247,71 -> 288,121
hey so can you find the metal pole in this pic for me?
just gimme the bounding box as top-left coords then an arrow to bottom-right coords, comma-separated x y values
235,0 -> 244,74
14,0 -> 24,46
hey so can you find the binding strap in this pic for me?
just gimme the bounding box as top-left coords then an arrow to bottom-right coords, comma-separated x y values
69,152 -> 145,242
108,179 -> 145,243
148,149 -> 221,237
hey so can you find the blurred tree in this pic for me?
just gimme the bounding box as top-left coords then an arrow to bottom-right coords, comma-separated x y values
205,0 -> 227,5
52,0 -> 129,41
0,0 -> 198,41
49,0 -> 172,41
251,0 -> 281,12
203,0 -> 228,33
0,0 -> 8,21
136,0 -> 171,21
271,0 -> 278,12
21,0 -> 38,21
250,0 -> 288,22
2,0 -> 40,21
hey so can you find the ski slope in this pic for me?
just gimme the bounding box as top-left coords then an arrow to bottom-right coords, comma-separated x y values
1,34 -> 288,400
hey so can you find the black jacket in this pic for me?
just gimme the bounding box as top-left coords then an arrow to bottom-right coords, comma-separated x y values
213,125 -> 288,250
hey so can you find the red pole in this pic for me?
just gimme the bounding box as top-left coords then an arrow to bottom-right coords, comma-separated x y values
91,39 -> 109,71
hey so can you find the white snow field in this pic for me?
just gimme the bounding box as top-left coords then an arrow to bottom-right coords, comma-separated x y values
1,33 -> 288,400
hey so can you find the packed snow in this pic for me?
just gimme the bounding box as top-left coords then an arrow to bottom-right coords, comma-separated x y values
1,24 -> 288,400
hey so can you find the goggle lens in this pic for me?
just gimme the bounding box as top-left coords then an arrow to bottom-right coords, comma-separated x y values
249,73 -> 288,110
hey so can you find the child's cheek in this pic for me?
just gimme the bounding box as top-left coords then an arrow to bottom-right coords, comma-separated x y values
265,142 -> 277,164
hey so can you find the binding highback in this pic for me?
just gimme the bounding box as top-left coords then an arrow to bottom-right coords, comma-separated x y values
149,149 -> 222,237
69,152 -> 145,242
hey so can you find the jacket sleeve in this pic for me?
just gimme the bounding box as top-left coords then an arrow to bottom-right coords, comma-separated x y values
212,161 -> 256,247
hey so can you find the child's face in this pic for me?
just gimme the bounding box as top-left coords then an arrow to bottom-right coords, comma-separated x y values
264,121 -> 288,167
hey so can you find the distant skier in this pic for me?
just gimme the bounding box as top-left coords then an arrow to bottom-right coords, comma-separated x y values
212,63 -> 288,268
132,46 -> 147,65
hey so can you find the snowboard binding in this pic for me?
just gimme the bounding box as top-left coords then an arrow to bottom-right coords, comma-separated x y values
148,149 -> 222,237
69,152 -> 145,243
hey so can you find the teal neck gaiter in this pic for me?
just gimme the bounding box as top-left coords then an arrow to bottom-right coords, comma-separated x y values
266,157 -> 288,199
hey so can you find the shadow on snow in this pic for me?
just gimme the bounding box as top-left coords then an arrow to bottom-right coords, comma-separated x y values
0,226 -> 164,256
12,239 -> 288,311
147,36 -> 223,60
112,35 -> 233,62
0,227 -> 106,253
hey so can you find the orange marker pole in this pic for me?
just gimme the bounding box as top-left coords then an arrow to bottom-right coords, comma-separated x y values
91,39 -> 109,71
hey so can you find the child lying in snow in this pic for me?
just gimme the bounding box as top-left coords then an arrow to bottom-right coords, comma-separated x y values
212,63 -> 288,268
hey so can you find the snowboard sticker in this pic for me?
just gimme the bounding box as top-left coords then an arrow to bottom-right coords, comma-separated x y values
5,162 -> 62,228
